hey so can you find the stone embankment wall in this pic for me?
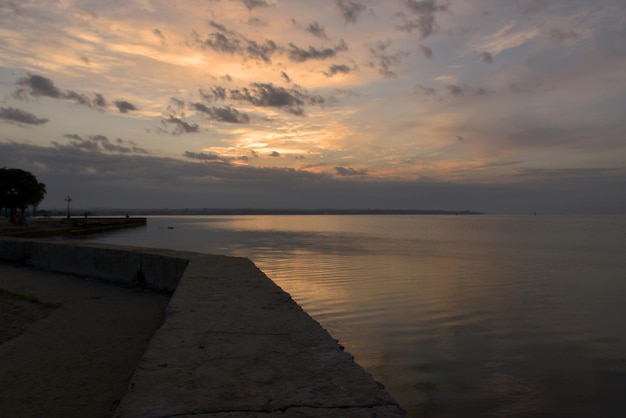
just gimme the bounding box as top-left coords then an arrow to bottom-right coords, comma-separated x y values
0,238 -> 188,292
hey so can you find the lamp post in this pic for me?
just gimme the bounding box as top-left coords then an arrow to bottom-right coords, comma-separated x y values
7,188 -> 18,220
64,196 -> 72,219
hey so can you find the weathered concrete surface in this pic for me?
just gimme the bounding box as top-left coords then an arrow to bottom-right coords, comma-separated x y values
115,255 -> 405,417
0,239 -> 406,417
0,263 -> 170,418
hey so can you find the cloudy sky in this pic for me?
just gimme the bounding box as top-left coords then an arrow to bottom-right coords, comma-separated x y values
1,0 -> 625,213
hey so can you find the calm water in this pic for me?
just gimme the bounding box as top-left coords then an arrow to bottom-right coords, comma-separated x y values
80,215 -> 626,417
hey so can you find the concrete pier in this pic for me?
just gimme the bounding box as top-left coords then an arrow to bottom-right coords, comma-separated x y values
0,217 -> 147,238
0,239 -> 405,417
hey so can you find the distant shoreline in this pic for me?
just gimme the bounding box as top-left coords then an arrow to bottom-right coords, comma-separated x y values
36,208 -> 483,216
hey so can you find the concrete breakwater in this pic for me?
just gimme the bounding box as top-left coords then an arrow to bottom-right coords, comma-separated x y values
0,238 -> 406,417
0,217 -> 147,238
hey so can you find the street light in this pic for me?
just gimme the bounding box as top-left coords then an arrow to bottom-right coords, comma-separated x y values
65,196 -> 72,219
6,188 -> 18,220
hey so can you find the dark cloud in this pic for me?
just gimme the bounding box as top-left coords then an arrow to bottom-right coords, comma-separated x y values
199,86 -> 227,102
270,151 -> 281,157
169,97 -> 186,112
242,0 -> 272,10
245,39 -> 279,63
324,64 -> 352,77
153,28 -> 166,43
190,102 -> 210,113
0,141 -> 347,210
480,51 -> 494,63
368,40 -> 407,78
335,166 -> 368,176
66,91 -> 109,109
183,151 -> 222,161
198,20 -> 342,65
192,103 -> 250,123
200,29 -> 278,63
308,94 -> 327,106
419,44 -> 433,58
456,135 -> 465,141
93,93 -> 106,109
446,83 -> 488,97
15,74 -> 62,98
63,90 -> 92,107
2,142 -> 625,213
248,17 -> 266,27
336,0 -> 366,25
306,22 -> 328,39
446,84 -> 465,95
0,107 -> 48,125
229,83 -> 306,115
414,83 -> 438,96
184,150 -> 249,163
161,116 -> 200,134
14,74 -> 107,110
203,32 -> 242,54
397,0 -> 449,39
62,133 -> 83,141
58,134 -> 148,154
550,28 -> 579,41
114,100 -> 137,113
208,20 -> 234,34
58,134 -> 98,152
287,40 -> 347,62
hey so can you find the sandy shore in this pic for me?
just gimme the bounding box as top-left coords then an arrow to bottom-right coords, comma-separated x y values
0,263 -> 170,418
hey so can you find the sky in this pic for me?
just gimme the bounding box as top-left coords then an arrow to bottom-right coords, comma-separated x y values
1,0 -> 625,214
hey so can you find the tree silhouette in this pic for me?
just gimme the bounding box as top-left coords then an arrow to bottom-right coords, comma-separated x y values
0,168 -> 47,217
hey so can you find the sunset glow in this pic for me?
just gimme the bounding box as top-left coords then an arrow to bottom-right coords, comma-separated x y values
1,0 -> 625,212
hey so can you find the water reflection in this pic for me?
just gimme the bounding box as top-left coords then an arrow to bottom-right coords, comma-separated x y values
82,215 -> 626,417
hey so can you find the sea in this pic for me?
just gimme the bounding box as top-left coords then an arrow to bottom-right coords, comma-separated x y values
78,214 -> 626,417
